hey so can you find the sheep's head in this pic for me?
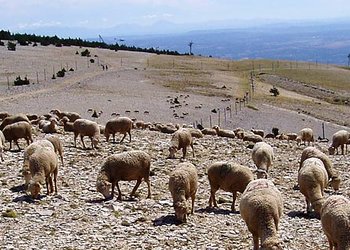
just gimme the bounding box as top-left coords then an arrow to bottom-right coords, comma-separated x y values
312,198 -> 325,216
28,182 -> 41,199
174,201 -> 187,223
255,169 -> 268,179
329,176 -> 341,191
168,146 -> 177,159
96,180 -> 112,198
22,168 -> 31,185
328,146 -> 335,155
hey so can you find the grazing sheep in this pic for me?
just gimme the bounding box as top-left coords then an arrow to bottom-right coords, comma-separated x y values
201,127 -> 217,136
321,195 -> 350,250
251,128 -> 264,138
60,116 -> 75,133
50,109 -> 81,122
45,135 -> 64,168
73,119 -> 100,149
2,121 -> 33,150
0,130 -> 5,161
208,161 -> 254,211
252,142 -> 274,179
22,140 -> 55,186
27,147 -> 58,199
243,132 -> 263,143
296,128 -> 314,146
96,150 -> 151,200
298,157 -> 328,216
168,128 -> 194,159
169,162 -> 198,223
42,117 -> 58,134
328,130 -> 350,155
104,117 -> 133,143
213,126 -> 235,138
0,113 -> 30,130
299,146 -> 341,191
240,179 -> 283,250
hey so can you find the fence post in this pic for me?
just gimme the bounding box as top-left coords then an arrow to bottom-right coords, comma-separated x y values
209,115 -> 212,128
44,69 -> 46,81
7,75 -> 10,90
322,123 -> 325,139
36,72 -> 39,84
218,109 -> 221,127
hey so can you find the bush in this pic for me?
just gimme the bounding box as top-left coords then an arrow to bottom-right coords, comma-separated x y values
90,58 -> 95,63
7,41 -> 16,51
81,49 -> 90,57
33,42 -> 38,47
56,69 -> 65,77
14,76 -> 30,86
0,40 -> 5,46
52,74 -> 56,79
269,86 -> 280,97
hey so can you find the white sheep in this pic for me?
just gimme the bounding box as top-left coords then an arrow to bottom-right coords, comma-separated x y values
168,128 -> 194,159
0,130 -> 5,161
0,113 -> 30,130
213,126 -> 235,138
252,142 -> 274,179
208,161 -> 254,212
27,147 -> 58,199
96,150 -> 151,200
321,195 -> 350,250
240,179 -> 283,250
299,146 -> 341,191
296,128 -> 314,146
73,119 -> 100,149
328,130 -> 350,155
2,121 -> 33,150
169,162 -> 198,223
42,117 -> 58,134
298,157 -> 329,216
104,116 -> 133,143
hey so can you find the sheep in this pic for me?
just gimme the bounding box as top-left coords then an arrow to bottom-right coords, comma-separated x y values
243,132 -> 263,143
42,117 -> 58,134
2,121 -> 33,150
298,157 -> 329,216
201,127 -> 217,136
27,147 -> 58,199
251,128 -> 264,138
50,109 -> 81,122
168,128 -> 194,159
0,130 -> 5,161
286,132 -> 298,141
73,119 -> 100,149
207,161 -> 254,212
240,179 -> 283,250
134,120 -> 147,129
45,135 -> 64,168
169,162 -> 198,223
0,112 -> 10,120
213,126 -> 235,138
60,116 -> 75,133
296,128 -> 314,146
187,128 -> 203,138
26,114 -> 39,121
22,139 -> 55,187
328,130 -> 350,155
276,133 -> 289,141
96,150 -> 151,200
299,146 -> 340,191
320,195 -> 350,250
252,142 -> 274,179
0,113 -> 30,130
104,117 -> 133,143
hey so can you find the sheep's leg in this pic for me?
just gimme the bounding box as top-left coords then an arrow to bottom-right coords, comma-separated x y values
182,147 -> 187,159
306,198 -> 311,214
110,182 -> 115,199
253,235 -> 259,250
326,235 -> 333,250
45,176 -> 51,195
116,182 -> 122,201
190,193 -> 195,214
231,191 -> 237,212
128,131 -> 131,142
9,141 -> 12,150
80,135 -> 86,149
112,133 -> 116,143
130,179 -> 142,197
53,166 -> 58,194
191,142 -> 195,157
15,140 -> 21,150
340,144 -> 344,155
49,175 -> 54,194
73,132 -> 78,147
120,133 -> 127,143
144,177 -> 151,198
209,187 -> 219,207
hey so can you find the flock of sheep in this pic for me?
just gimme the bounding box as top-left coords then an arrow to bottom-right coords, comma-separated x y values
0,109 -> 349,249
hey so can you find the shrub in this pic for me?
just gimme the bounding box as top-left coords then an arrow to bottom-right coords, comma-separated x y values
0,40 -> 5,46
81,49 -> 90,57
269,86 -> 280,97
7,41 -> 16,51
56,69 -> 65,78
69,68 -> 74,72
52,74 -> 56,79
90,58 -> 95,63
14,76 -> 30,86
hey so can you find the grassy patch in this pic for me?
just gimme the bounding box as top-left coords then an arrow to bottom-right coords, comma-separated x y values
2,209 -> 18,218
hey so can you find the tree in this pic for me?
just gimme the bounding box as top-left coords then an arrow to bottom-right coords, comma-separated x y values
7,41 -> 16,51
348,53 -> 350,67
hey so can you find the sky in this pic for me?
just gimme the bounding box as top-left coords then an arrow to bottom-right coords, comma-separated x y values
1,0 -> 350,36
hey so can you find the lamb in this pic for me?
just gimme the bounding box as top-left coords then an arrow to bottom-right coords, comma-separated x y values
168,128 -> 194,159
252,142 -> 274,179
296,128 -> 314,145
60,116 -> 75,133
213,126 -> 235,138
2,121 -> 33,150
0,113 -> 30,130
45,135 -> 64,167
168,162 -> 198,223
320,195 -> 350,250
0,130 -> 5,161
298,157 -> 329,216
251,128 -> 264,138
42,117 -> 58,134
207,161 -> 254,212
27,147 -> 58,199
240,179 -> 283,250
299,146 -> 340,191
328,130 -> 350,155
104,117 -> 133,143
73,119 -> 100,149
243,132 -> 263,143
50,109 -> 81,122
96,150 -> 151,200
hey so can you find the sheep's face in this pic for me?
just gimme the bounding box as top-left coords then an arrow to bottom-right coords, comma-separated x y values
96,180 -> 111,198
168,146 -> 177,159
28,182 -> 41,199
329,177 -> 341,191
174,201 -> 187,223
328,147 -> 335,155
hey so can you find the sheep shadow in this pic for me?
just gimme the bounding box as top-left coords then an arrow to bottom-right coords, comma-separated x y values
153,214 -> 179,226
287,210 -> 319,220
86,198 -> 107,204
86,196 -> 139,204
196,207 -> 236,215
12,194 -> 37,204
10,184 -> 26,193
